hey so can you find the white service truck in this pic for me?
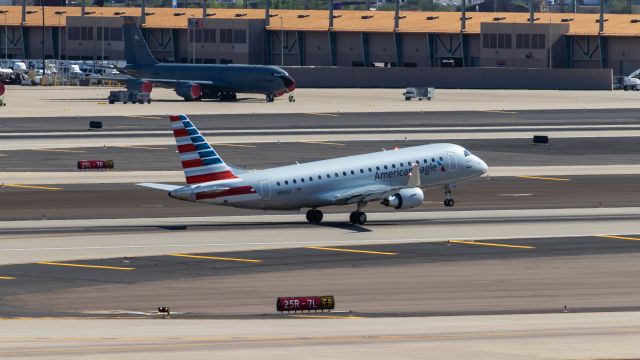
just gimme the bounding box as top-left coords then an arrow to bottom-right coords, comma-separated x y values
614,69 -> 640,91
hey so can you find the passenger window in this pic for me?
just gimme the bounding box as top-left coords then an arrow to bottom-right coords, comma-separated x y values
277,181 -> 281,186
309,177 -> 313,181
368,168 -> 372,172
293,179 -> 297,184
318,175 -> 322,180
335,173 -> 339,177
423,159 -> 427,163
343,171 -> 347,176
392,164 -> 396,168
384,165 -> 388,170
439,157 -> 443,161
301,178 -> 304,183
376,166 -> 380,171
431,158 -> 435,162
285,180 -> 289,185
360,169 -> 364,173
327,174 -> 331,178
351,170 -> 355,175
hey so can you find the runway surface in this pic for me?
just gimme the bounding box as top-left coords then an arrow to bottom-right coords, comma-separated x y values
1,175 -> 638,220
1,137 -> 639,172
2,109 -> 640,133
2,233 -> 640,318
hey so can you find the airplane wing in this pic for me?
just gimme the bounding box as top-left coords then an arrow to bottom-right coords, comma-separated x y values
137,183 -> 182,191
321,164 -> 422,205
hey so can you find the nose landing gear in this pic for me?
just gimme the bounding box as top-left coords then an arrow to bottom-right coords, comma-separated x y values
443,184 -> 455,207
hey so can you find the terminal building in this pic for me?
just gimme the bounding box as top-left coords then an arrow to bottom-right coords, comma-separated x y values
1,5 -> 639,75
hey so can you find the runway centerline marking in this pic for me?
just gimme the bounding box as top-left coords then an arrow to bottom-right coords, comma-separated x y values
517,176 -> 571,181
212,143 -> 257,148
2,184 -> 62,191
113,145 -> 166,150
291,314 -> 363,319
37,262 -> 135,271
33,148 -> 86,153
126,115 -> 162,120
449,240 -> 535,249
306,246 -> 397,255
482,110 -> 518,114
0,276 -> 15,280
306,112 -> 340,117
169,253 -> 263,263
300,141 -> 345,146
597,235 -> 640,241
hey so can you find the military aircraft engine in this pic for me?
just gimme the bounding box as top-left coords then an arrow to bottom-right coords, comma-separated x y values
381,187 -> 424,209
125,79 -> 153,93
175,82 -> 202,101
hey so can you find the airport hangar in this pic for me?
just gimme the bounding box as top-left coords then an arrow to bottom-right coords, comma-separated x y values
1,6 -> 640,76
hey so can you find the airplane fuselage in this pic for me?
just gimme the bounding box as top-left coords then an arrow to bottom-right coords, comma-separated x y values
124,63 -> 295,96
175,143 -> 487,211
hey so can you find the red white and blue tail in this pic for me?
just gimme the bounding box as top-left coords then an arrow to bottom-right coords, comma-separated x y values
170,114 -> 239,185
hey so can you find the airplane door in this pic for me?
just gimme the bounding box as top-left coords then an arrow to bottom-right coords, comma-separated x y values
259,180 -> 271,200
447,152 -> 457,171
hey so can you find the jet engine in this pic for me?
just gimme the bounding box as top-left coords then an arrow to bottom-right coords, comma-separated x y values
126,79 -> 153,93
381,187 -> 424,209
175,82 -> 202,101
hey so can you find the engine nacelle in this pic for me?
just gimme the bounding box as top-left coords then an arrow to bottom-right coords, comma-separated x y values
125,79 -> 153,93
381,187 -> 424,209
175,82 -> 202,100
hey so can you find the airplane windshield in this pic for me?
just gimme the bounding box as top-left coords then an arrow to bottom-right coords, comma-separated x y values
464,150 -> 472,157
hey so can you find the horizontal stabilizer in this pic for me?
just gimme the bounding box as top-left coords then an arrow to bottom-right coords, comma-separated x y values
137,183 -> 182,191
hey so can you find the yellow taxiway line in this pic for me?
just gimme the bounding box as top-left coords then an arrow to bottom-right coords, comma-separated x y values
2,184 -> 62,191
0,276 -> 16,280
37,262 -> 135,271
517,176 -> 571,181
307,246 -> 397,255
169,253 -> 263,263
449,240 -> 535,249
597,235 -> 640,241
300,141 -> 345,146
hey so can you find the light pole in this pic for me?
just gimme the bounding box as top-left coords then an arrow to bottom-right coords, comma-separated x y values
100,12 -> 104,64
41,3 -> 45,82
190,15 -> 196,64
279,16 -> 283,66
0,10 -> 8,64
55,10 -> 65,84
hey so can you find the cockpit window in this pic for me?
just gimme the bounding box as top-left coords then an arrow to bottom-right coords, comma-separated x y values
464,150 -> 471,157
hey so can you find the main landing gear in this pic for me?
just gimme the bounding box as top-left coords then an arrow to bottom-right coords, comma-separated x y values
349,201 -> 367,225
306,208 -> 323,224
443,184 -> 455,207
266,94 -> 275,102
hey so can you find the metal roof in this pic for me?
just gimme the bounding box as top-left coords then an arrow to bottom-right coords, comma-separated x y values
1,6 -> 638,36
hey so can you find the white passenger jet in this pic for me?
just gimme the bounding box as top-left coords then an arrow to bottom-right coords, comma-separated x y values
139,115 -> 488,225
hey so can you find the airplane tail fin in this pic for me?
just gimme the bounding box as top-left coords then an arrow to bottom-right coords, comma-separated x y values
122,17 -> 159,66
170,114 -> 241,185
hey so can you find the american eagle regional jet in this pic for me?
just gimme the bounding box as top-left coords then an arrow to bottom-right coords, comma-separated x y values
139,115 -> 489,224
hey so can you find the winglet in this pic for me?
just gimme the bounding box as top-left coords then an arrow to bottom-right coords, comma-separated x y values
407,164 -> 421,187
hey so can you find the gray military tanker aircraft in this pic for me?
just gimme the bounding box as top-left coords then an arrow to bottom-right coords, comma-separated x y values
119,17 -> 296,102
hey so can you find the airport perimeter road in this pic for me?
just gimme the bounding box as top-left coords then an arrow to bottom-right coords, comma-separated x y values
1,87 -> 639,118
1,175 -> 639,220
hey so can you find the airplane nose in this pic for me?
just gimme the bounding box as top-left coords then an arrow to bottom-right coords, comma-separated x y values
478,158 -> 488,174
282,75 -> 296,92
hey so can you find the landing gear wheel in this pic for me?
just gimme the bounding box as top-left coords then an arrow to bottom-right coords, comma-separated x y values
349,211 -> 367,225
306,209 -> 323,224
266,94 -> 275,103
444,199 -> 455,207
